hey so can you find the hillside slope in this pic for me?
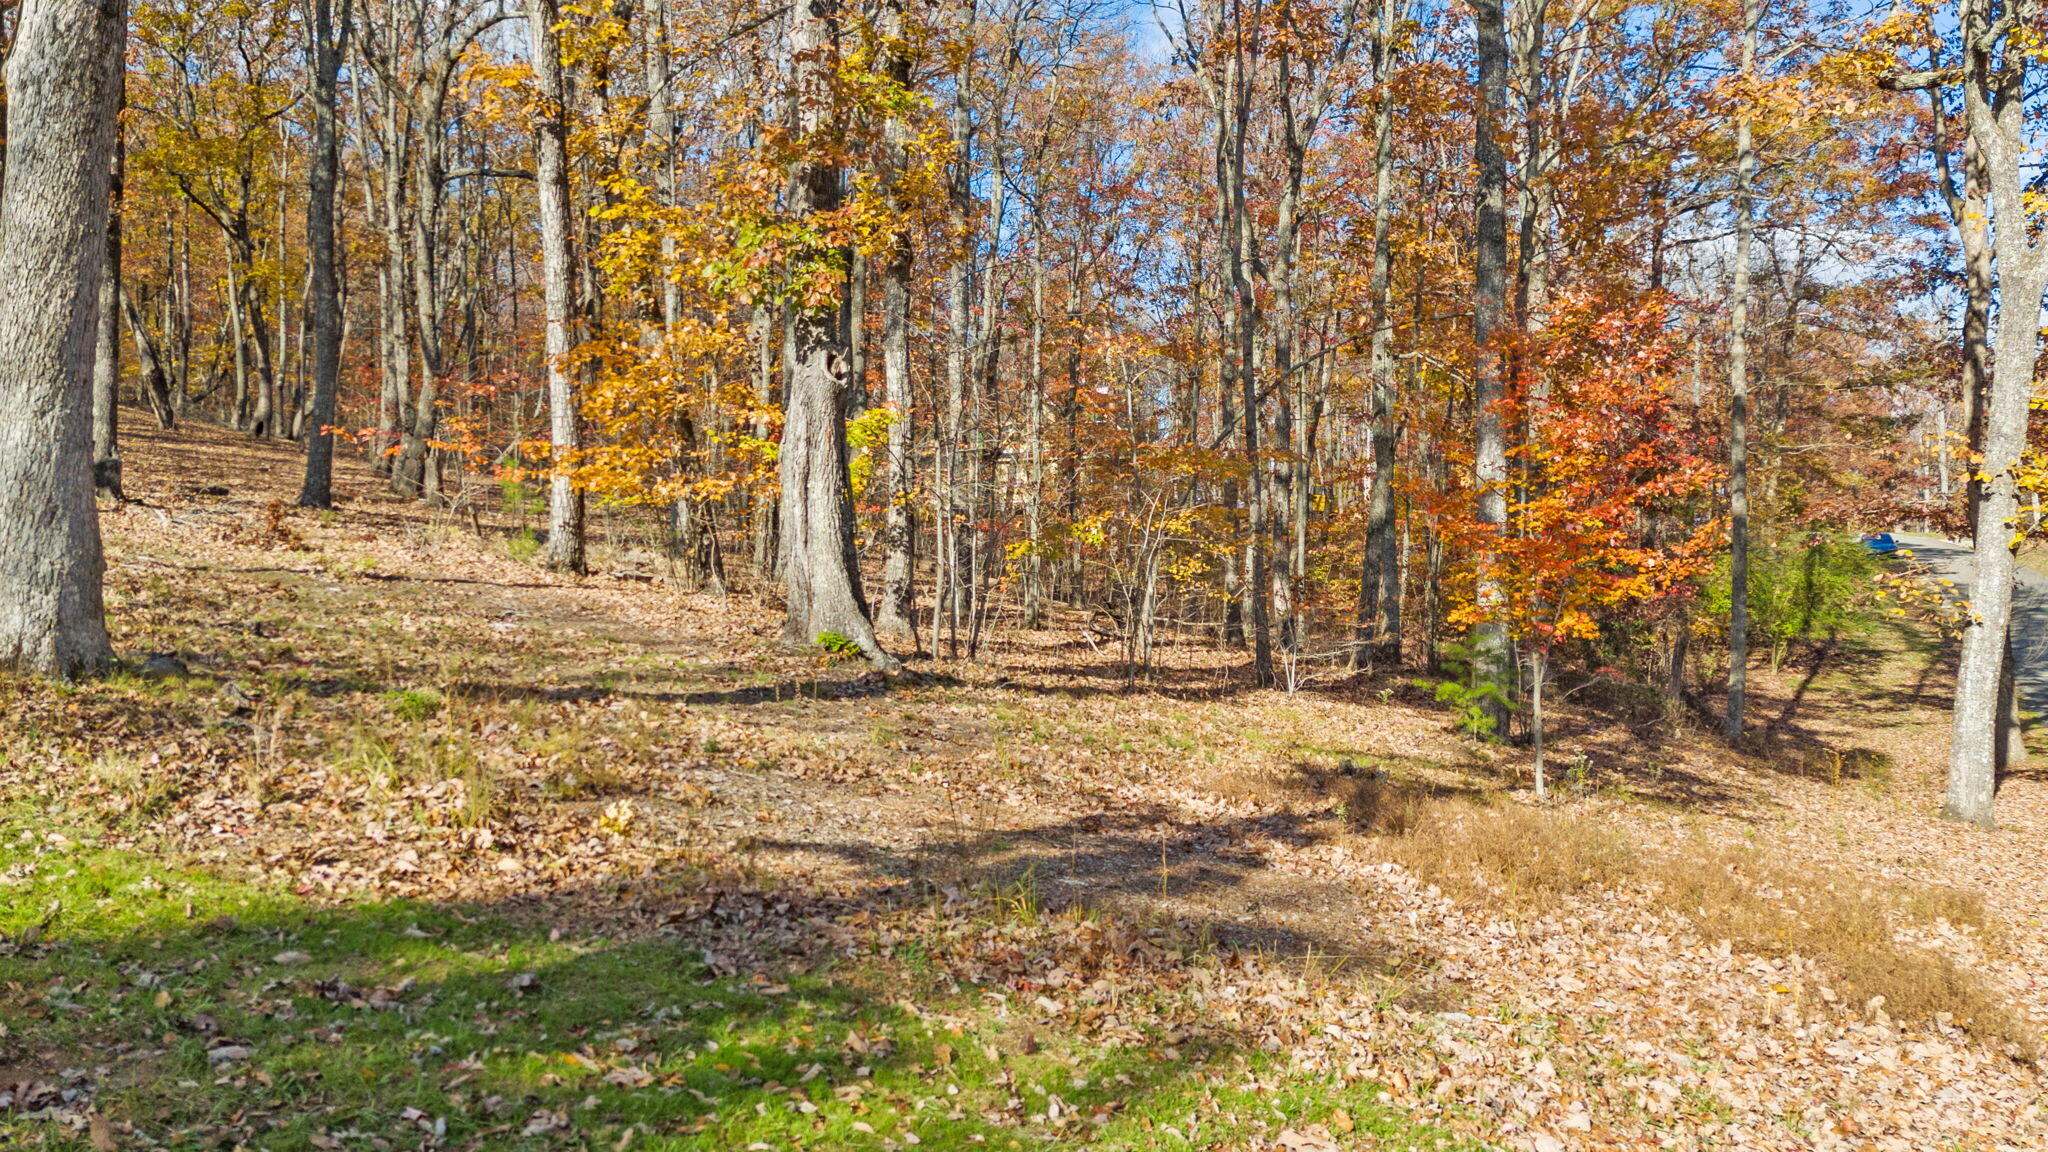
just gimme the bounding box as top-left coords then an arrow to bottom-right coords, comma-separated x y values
4,418 -> 2045,1152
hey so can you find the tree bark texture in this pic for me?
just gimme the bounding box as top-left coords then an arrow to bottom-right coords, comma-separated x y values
1724,0 -> 1757,742
91,66 -> 126,498
778,0 -> 897,670
873,0 -> 920,646
530,0 -> 587,573
1948,0 -> 2047,828
299,0 -> 351,509
1470,0 -> 1511,713
1358,0 -> 1402,668
0,0 -> 123,679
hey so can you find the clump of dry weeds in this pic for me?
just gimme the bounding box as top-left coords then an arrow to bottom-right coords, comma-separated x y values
1381,797 -> 1629,906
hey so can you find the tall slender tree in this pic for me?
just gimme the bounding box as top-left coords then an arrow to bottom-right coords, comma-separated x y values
91,65 -> 127,499
1943,0 -> 2048,827
530,0 -> 586,574
1723,0 -> 1757,742
1470,0 -> 1511,715
873,0 -> 921,646
1357,0 -> 1404,669
298,0 -> 353,509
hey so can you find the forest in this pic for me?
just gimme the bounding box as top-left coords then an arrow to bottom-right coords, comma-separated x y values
2,0 -> 2047,1150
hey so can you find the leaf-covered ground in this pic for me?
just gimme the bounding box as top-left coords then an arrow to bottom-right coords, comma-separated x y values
4,417 -> 2046,1151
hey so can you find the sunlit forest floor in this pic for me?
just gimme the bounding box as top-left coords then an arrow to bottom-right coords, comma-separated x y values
4,414 -> 2046,1151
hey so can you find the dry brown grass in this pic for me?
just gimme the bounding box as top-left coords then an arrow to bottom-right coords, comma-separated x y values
1643,846 -> 2030,1053
1338,771 -> 1431,835
1211,758 -> 1449,835
1358,796 -> 2034,1054
1381,797 -> 1631,906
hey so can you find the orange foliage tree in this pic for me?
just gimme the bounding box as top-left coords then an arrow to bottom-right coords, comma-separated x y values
1434,290 -> 1724,792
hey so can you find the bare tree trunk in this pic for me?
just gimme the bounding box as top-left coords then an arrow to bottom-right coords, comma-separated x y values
385,21 -> 482,502
299,0 -> 351,509
873,0 -> 919,645
1908,47 -> 1994,523
942,26 -> 975,659
779,0 -> 897,671
1062,283 -> 1084,608
372,80 -> 409,475
1358,0 -> 1402,669
645,0 -> 679,333
530,0 -> 586,574
1214,29 -> 1271,685
227,263 -> 249,428
174,212 -> 193,404
289,266 -> 310,441
876,247 -> 918,640
965,144 -> 1007,657
91,66 -> 125,498
1935,398 -> 1950,500
1023,230 -> 1046,630
1910,54 -> 2020,774
1271,62 -> 1302,658
750,304 -> 779,584
1947,0 -> 2048,828
246,267 -> 280,439
644,0 -> 698,557
123,296 -> 175,429
0,0 -> 122,679
1470,0 -> 1511,720
1724,0 -> 1757,742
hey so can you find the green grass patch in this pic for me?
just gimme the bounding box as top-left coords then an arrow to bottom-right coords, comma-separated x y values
0,811 -> 1477,1151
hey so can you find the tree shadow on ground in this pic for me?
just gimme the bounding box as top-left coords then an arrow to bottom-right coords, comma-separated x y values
760,801 -> 1456,989
0,834 -> 1474,1152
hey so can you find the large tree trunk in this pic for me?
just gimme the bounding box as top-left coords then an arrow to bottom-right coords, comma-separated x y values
0,0 -> 123,679
1723,0 -> 1757,742
530,0 -> 586,573
1470,0 -> 1511,719
298,0 -> 351,509
780,0 -> 896,670
90,67 -> 125,499
1947,0 -> 2048,828
1915,58 -> 2023,773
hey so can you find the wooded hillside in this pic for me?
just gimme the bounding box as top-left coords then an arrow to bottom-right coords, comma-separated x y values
3,1 -> 2047,1149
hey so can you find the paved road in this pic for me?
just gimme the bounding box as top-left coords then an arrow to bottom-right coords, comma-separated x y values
1893,534 -> 2048,715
